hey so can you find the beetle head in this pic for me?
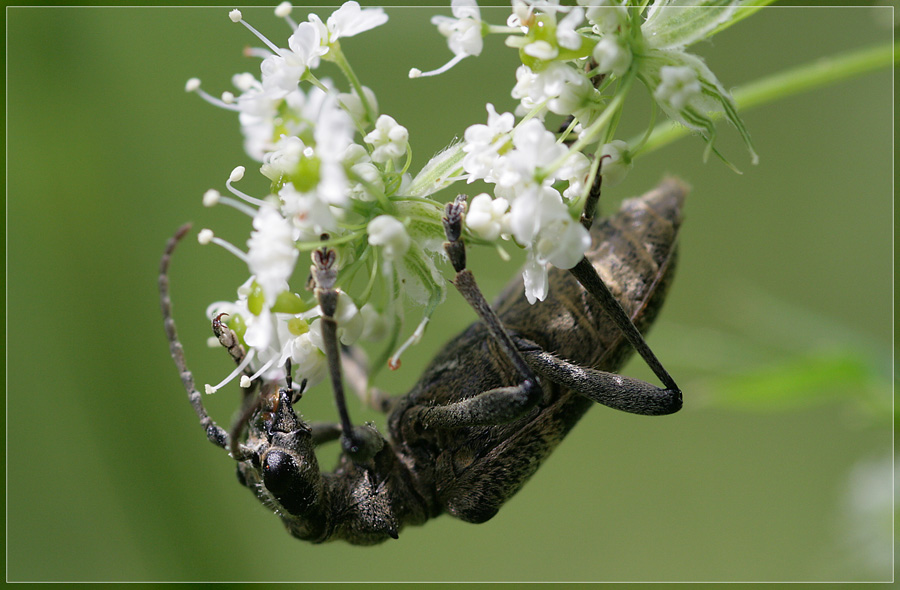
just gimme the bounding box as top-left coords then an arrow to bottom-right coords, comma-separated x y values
235,384 -> 328,539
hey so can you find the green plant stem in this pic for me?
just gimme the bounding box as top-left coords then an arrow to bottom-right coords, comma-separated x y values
634,41 -> 897,158
296,230 -> 364,251
560,72 -> 634,162
331,44 -> 378,127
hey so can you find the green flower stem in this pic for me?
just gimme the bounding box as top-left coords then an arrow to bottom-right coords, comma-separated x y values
566,90 -> 626,156
388,195 -> 445,209
303,71 -> 330,95
357,247 -> 380,305
486,25 -> 519,35
634,41 -> 897,158
370,273 -> 402,380
330,44 -> 378,127
399,144 -> 414,177
296,230 -> 364,251
569,142 -> 605,218
545,67 -> 637,179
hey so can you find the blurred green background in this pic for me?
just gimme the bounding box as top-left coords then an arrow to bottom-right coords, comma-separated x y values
7,4 -> 894,582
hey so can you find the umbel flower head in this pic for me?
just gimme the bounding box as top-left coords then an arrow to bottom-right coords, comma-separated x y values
185,0 -> 756,393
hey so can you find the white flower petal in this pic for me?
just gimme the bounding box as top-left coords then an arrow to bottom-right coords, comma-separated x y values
247,205 -> 299,306
523,255 -> 549,304
327,2 -> 388,40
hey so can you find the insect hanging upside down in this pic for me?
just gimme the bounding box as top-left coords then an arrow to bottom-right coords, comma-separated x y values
159,177 -> 686,545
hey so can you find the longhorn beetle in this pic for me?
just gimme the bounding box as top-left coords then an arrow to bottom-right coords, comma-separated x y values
159,176 -> 685,545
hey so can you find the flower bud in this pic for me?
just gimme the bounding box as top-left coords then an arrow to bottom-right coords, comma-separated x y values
368,215 -> 410,262
592,35 -> 632,78
599,140 -> 632,187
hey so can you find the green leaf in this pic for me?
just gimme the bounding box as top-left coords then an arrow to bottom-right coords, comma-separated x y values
706,350 -> 884,411
396,242 -> 446,308
643,0 -> 738,50
638,48 -> 757,164
392,199 -> 445,252
406,142 -> 465,198
634,41 -> 897,158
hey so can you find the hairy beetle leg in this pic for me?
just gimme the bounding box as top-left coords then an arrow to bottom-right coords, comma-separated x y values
573,168 -> 682,400
313,248 -> 384,463
568,258 -> 680,396
517,338 -> 681,415
421,196 -> 544,429
309,422 -> 343,445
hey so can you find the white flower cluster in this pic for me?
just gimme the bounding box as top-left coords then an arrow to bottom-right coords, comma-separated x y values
188,3 -> 448,393
412,0 -> 754,302
462,110 -> 591,303
184,0 -> 755,394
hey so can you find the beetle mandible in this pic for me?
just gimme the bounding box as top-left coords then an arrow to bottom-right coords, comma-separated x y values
159,176 -> 686,545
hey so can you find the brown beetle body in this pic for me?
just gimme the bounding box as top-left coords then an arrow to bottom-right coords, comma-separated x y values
162,179 -> 685,545
387,178 -> 684,527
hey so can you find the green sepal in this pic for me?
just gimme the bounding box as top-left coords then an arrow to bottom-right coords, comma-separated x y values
289,154 -> 322,193
287,317 -> 310,336
272,291 -> 312,314
247,281 -> 265,316
227,313 -> 248,346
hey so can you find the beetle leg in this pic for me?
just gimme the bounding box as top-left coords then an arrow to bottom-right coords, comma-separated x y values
579,154 -> 607,231
313,247 -> 384,464
572,170 -> 682,396
288,365 -> 342,445
515,337 -> 681,415
420,196 -> 543,429
159,224 -> 230,449
568,256 -> 681,396
309,422 -> 343,445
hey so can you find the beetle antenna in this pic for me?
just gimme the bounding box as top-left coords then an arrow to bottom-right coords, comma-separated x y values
159,223 -> 230,450
229,392 -> 262,459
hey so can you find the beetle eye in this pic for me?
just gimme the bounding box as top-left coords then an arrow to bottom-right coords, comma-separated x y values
262,449 -> 298,497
